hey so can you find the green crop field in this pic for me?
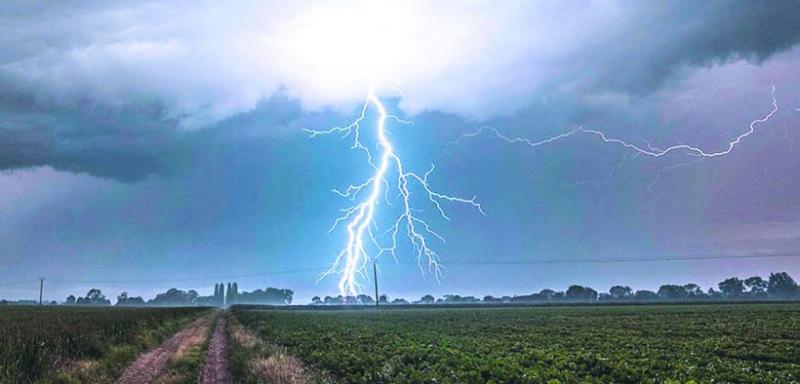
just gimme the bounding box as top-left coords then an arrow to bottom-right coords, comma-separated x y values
0,305 -> 210,383
231,304 -> 800,384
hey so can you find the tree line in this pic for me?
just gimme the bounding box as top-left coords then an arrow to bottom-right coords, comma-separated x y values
2,272 -> 797,307
310,271 -> 800,305
56,282 -> 293,307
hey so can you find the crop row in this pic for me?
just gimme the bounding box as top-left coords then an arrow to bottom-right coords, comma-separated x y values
231,304 -> 800,384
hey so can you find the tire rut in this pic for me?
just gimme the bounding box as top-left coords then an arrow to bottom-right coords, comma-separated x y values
117,315 -> 212,384
199,314 -> 231,384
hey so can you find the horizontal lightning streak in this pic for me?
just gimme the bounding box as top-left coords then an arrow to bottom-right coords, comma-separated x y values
459,85 -> 780,159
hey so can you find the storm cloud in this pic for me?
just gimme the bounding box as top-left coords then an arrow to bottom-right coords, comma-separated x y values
0,1 -> 798,180
1,1 -> 799,302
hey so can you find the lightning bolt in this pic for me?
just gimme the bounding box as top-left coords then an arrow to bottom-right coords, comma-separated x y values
306,84 -> 484,296
309,84 -> 780,296
458,85 -> 780,165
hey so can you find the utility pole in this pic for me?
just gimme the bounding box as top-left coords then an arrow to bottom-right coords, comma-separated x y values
373,262 -> 379,307
38,278 -> 44,305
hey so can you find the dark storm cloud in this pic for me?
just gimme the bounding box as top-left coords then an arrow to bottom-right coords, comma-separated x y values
0,85 -> 178,182
0,83 -> 304,182
571,1 -> 800,94
0,1 -> 798,181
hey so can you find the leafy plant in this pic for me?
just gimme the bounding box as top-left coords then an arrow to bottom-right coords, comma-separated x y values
231,304 -> 800,384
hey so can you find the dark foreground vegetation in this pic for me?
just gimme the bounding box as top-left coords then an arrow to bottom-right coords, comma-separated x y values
0,305 -> 209,383
231,303 -> 800,384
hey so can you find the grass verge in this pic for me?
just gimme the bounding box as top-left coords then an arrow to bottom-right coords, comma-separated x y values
49,308 -> 212,384
227,313 -> 330,384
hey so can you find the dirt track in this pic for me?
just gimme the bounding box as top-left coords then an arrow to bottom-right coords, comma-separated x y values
117,315 -> 212,384
199,315 -> 231,384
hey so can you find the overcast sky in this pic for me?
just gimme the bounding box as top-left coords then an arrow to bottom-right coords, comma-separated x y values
1,1 -> 799,303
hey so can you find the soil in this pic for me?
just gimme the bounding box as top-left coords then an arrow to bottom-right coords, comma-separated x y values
117,315 -> 212,384
199,315 -> 231,384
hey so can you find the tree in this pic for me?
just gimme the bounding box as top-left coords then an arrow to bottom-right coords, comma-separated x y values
87,289 -> 104,301
116,292 -> 129,306
214,283 -> 225,307
353,294 -> 373,304
76,289 -> 111,306
744,276 -> 768,297
566,285 -> 582,301
443,294 -> 461,303
442,295 -> 479,304
224,282 -> 239,305
379,294 -> 389,304
417,294 -> 435,304
232,283 -> 239,303
116,292 -> 145,306
767,272 -> 798,300
585,287 -> 598,302
509,294 -> 536,303
483,295 -> 503,303
148,288 -> 197,306
510,289 -> 560,303
683,284 -> 706,300
311,296 -> 322,305
129,297 -> 146,306
634,290 -> 658,301
566,285 -> 597,302
391,298 -> 409,305
188,290 -> 199,303
231,287 -> 293,305
65,295 -> 76,305
539,289 -> 556,301
718,277 -> 745,299
657,285 -> 686,301
609,286 -> 633,300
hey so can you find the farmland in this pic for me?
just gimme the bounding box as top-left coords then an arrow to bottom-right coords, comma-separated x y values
1,303 -> 798,383
0,305 -> 210,383
231,303 -> 800,384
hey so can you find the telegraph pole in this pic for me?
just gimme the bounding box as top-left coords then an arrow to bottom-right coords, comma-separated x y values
38,278 -> 44,305
373,262 -> 379,307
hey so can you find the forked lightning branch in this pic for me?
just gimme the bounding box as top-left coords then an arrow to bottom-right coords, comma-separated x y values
309,85 -> 781,296
305,85 -> 484,297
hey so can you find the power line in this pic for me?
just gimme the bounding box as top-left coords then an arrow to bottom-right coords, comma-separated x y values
438,251 -> 800,266
0,279 -> 38,287
46,267 -> 328,285
7,251 -> 800,287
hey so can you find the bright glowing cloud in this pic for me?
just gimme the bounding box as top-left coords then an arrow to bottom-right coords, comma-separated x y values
1,1 -> 797,127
